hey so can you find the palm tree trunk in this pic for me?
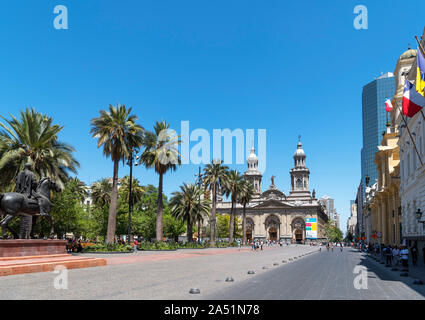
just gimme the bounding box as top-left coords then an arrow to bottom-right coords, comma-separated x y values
187,217 -> 193,243
156,172 -> 164,242
210,184 -> 217,247
229,200 -> 234,243
106,159 -> 119,244
198,217 -> 201,243
242,203 -> 246,244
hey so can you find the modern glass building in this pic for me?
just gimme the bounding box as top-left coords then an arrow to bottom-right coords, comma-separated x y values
361,72 -> 395,191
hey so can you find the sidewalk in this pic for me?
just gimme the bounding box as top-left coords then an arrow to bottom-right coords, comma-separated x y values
367,250 -> 425,281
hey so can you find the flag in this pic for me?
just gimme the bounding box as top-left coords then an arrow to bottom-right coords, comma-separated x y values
402,80 -> 425,117
417,47 -> 425,97
384,98 -> 393,112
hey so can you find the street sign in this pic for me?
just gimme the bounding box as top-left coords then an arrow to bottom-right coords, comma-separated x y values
377,232 -> 382,238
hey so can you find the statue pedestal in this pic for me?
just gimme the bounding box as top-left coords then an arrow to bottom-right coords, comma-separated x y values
0,239 -> 66,257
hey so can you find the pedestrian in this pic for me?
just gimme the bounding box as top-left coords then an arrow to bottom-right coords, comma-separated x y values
237,239 -> 241,250
400,245 -> 409,271
385,245 -> 392,266
411,244 -> 418,266
393,246 -> 399,267
319,243 -> 322,252
133,238 -> 138,253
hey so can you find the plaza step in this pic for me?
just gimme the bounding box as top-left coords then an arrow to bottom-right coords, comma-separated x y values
0,254 -> 106,277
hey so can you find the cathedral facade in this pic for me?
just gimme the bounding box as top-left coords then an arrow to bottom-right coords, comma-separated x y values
216,140 -> 328,243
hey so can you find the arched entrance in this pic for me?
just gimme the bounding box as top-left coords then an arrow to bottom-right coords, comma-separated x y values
295,229 -> 303,244
246,229 -> 252,242
245,218 -> 254,243
265,215 -> 280,241
291,217 -> 305,244
269,227 -> 278,241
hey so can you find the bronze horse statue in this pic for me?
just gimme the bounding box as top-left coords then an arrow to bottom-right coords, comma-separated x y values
0,177 -> 61,239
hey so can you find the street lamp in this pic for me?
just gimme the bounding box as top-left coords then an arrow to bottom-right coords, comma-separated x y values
126,151 -> 139,245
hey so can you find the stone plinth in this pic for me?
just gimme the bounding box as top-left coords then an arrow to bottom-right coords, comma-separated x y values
0,240 -> 66,257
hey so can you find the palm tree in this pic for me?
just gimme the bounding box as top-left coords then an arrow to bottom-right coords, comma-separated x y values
0,108 -> 79,189
203,161 -> 229,247
90,178 -> 113,208
140,121 -> 181,242
170,183 -> 209,243
223,170 -> 243,244
238,180 -> 255,244
119,175 -> 145,205
67,177 -> 88,204
90,104 -> 144,243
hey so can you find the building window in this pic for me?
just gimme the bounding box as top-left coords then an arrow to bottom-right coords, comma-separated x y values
392,210 -> 395,218
398,206 -> 401,216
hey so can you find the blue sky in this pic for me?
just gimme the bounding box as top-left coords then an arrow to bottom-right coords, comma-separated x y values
1,0 -> 424,233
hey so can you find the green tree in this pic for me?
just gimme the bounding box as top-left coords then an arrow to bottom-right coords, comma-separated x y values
216,214 -> 241,241
203,161 -> 229,247
239,180 -> 255,244
90,104 -> 144,243
170,183 -> 210,242
324,220 -> 343,243
90,178 -> 112,208
0,108 -> 79,189
119,176 -> 145,205
222,170 -> 243,244
140,121 -> 181,241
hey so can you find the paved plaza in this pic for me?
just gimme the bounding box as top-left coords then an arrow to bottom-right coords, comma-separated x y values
1,245 -> 425,300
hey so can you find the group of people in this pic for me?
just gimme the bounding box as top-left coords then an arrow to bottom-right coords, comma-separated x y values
320,242 -> 344,252
249,239 -> 290,251
361,242 -> 425,271
65,238 -> 83,253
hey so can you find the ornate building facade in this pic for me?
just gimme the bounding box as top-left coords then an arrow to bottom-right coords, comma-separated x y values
398,30 -> 425,251
215,141 -> 328,243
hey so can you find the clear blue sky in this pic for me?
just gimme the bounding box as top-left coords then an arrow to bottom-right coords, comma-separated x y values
1,0 -> 424,233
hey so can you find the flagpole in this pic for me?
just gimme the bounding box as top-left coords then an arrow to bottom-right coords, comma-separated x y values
414,35 -> 425,122
395,100 -> 424,167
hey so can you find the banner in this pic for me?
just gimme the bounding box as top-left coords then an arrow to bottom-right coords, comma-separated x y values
306,218 -> 317,239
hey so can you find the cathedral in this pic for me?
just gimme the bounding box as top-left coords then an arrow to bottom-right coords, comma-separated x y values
216,140 -> 328,243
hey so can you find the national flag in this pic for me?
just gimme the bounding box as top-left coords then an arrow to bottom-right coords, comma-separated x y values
384,98 -> 393,112
417,47 -> 425,97
402,80 -> 425,117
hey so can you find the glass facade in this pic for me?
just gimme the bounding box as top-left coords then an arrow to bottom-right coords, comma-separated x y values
361,73 -> 395,191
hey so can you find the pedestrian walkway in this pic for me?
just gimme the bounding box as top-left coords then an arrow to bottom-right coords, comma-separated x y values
366,249 -> 425,283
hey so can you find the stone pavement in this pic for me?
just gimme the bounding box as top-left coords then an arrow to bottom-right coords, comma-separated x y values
0,244 -> 317,299
1,245 -> 424,300
204,247 -> 425,300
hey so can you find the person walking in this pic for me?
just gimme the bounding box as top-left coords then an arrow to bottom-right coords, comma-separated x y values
392,246 -> 400,267
400,245 -> 409,271
385,245 -> 393,266
133,238 -> 138,253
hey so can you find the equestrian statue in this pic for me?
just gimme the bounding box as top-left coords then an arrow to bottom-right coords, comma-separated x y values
0,163 -> 61,239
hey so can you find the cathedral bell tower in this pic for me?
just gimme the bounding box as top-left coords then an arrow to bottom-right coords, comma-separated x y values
244,147 -> 262,194
288,139 -> 311,201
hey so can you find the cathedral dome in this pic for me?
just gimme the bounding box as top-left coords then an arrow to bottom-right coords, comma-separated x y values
399,49 -> 416,61
247,147 -> 258,161
294,141 -> 305,157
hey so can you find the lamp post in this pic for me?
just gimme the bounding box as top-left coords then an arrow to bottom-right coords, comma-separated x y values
126,151 -> 139,245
